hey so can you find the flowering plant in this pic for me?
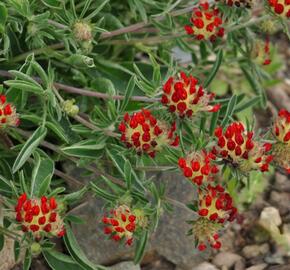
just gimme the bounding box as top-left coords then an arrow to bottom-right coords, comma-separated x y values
0,0 -> 289,268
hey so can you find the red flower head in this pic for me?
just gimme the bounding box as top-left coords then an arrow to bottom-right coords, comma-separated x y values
191,184 -> 237,251
161,72 -> 221,117
272,109 -> 290,174
268,0 -> 290,19
213,122 -> 273,173
0,94 -> 20,127
15,194 -> 65,238
184,2 -> 225,42
178,150 -> 219,185
118,109 -> 179,157
251,38 -> 272,66
102,205 -> 138,246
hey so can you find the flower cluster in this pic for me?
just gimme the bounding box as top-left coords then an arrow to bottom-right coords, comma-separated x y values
251,38 -> 272,66
268,0 -> 290,19
15,194 -> 65,238
178,150 -> 219,185
161,72 -> 220,117
184,2 -> 225,42
119,109 -> 179,157
213,122 -> 273,173
192,184 -> 237,251
216,0 -> 253,8
102,205 -> 137,246
272,109 -> 290,173
0,95 -> 20,127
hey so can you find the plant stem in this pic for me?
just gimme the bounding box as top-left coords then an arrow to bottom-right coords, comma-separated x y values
0,70 -> 160,103
10,43 -> 64,63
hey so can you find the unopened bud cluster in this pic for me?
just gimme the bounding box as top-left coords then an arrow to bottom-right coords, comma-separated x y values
15,194 -> 65,238
102,205 -> 138,246
184,2 -> 225,42
161,72 -> 220,117
272,109 -> 290,174
178,150 -> 219,185
192,184 -> 237,251
119,109 -> 179,157
213,122 -> 273,173
0,95 -> 20,127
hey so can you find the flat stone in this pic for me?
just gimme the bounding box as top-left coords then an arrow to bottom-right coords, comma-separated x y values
108,261 -> 140,270
71,172 -> 204,268
192,262 -> 218,270
270,192 -> 290,215
246,264 -> 267,270
213,252 -> 243,268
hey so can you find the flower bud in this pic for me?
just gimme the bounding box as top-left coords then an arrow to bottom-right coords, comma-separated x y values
272,109 -> 290,174
102,205 -> 138,246
62,99 -> 79,116
251,38 -> 272,66
15,194 -> 65,238
118,109 -> 179,157
213,122 -> 273,173
31,242 -> 42,256
0,94 -> 20,128
184,2 -> 225,42
73,21 -> 93,42
191,184 -> 237,251
259,20 -> 278,34
178,150 -> 219,185
161,72 -> 220,117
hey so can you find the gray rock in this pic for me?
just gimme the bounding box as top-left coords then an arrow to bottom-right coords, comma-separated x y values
246,264 -> 267,270
71,172 -> 204,268
213,252 -> 243,268
192,262 -> 218,270
107,261 -> 140,270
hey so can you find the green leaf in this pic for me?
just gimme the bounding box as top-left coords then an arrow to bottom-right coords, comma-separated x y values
204,50 -> 223,88
23,248 -> 32,270
31,153 -> 54,197
12,127 -> 47,173
43,250 -> 84,270
134,230 -> 148,264
0,3 -> 7,33
221,95 -> 237,128
124,160 -> 132,190
120,76 -> 135,112
241,66 -> 267,108
61,139 -> 105,158
0,234 -> 4,252
5,80 -> 44,95
64,226 -> 102,270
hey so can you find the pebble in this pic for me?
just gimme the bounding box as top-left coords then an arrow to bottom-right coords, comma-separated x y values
246,264 -> 267,270
213,252 -> 243,268
192,262 -> 218,270
242,244 -> 269,259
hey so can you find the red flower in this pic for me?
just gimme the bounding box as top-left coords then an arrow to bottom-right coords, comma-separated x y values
272,109 -> 290,174
213,122 -> 273,173
0,94 -> 20,127
119,109 -> 179,157
178,150 -> 219,185
268,0 -> 290,19
191,184 -> 237,251
161,72 -> 220,117
102,205 -> 137,246
251,37 -> 272,66
184,2 -> 225,42
15,194 -> 65,238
